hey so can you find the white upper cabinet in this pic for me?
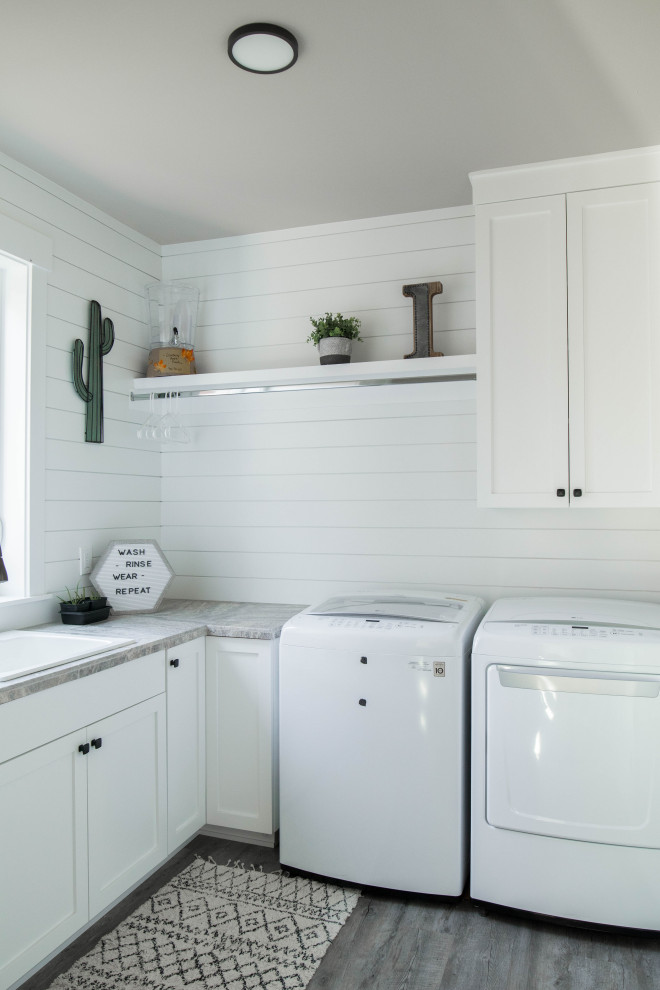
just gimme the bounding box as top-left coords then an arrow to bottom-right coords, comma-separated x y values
472,147 -> 660,508
567,184 -> 660,507
476,195 -> 568,507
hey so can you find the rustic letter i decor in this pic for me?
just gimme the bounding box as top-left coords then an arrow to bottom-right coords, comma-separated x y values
403,280 -> 444,358
73,300 -> 115,443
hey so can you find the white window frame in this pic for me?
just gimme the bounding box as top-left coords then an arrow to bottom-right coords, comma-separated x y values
0,212 -> 52,628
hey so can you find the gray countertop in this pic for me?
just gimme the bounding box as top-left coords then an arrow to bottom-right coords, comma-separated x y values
0,598 -> 304,705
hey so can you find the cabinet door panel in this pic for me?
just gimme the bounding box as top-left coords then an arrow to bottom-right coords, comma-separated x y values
477,196 -> 569,506
206,638 -> 276,835
87,695 -> 167,917
167,637 -> 206,852
0,733 -> 88,989
568,183 -> 660,506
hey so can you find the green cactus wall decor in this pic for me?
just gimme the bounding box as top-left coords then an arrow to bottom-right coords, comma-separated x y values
72,300 -> 115,443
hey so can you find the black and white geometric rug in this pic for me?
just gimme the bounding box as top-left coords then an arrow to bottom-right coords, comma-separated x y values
47,857 -> 360,990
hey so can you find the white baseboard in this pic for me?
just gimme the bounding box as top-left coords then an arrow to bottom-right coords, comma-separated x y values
200,823 -> 278,849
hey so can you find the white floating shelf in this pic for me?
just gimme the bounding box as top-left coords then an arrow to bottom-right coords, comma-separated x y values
131,355 -> 476,400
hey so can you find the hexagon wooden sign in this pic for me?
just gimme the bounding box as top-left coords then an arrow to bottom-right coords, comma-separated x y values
91,540 -> 174,613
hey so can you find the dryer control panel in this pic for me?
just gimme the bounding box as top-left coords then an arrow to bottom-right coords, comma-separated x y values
474,619 -> 660,667
528,623 -> 652,641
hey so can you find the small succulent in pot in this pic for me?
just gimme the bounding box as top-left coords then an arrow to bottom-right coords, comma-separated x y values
58,583 -> 91,611
58,584 -> 109,624
307,312 -> 362,365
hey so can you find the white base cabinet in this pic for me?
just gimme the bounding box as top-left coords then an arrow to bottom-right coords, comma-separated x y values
0,652 -> 167,990
0,730 -> 88,990
206,636 -> 278,838
166,637 -> 206,852
0,631 -> 278,990
472,148 -> 660,508
87,695 -> 167,917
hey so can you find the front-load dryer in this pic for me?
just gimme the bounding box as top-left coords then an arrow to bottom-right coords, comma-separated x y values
471,595 -> 660,930
279,590 -> 485,895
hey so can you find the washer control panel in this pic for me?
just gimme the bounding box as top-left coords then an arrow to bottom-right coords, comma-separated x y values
323,616 -> 429,631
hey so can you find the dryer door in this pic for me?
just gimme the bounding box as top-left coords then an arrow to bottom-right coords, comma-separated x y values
486,663 -> 660,848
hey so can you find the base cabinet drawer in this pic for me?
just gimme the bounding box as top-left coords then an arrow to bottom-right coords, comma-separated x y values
206,637 -> 278,837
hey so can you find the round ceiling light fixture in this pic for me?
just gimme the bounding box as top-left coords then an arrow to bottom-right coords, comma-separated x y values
228,23 -> 298,74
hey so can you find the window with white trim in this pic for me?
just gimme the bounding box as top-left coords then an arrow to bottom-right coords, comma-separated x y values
0,214 -> 51,603
0,251 -> 29,597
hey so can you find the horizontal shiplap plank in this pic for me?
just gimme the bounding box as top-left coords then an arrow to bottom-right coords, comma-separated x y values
47,470 -> 160,502
45,528 -> 161,565
47,335 -> 147,383
161,498 -> 660,531
47,378 -> 141,423
162,471 -> 476,503
167,384 -> 476,424
48,309 -> 149,356
178,245 -> 474,304
0,153 -> 160,262
160,443 -> 475,482
49,258 -> 146,323
46,439 -> 160,476
157,415 -> 475,453
194,329 -> 475,374
164,215 -> 474,278
166,575 -> 660,610
163,204 -> 474,255
165,551 -> 660,593
162,525 -> 660,561
194,299 -> 475,352
52,228 -> 159,293
46,500 -> 160,532
46,408 -> 163,451
197,273 -> 474,328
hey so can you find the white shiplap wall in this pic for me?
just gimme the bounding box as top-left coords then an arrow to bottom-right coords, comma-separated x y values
162,206 -> 660,607
0,152 -> 161,598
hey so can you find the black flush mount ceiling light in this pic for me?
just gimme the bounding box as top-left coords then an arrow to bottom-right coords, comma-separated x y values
228,23 -> 298,74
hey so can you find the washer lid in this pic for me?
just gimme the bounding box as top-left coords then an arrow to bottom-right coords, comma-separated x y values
308,593 -> 470,623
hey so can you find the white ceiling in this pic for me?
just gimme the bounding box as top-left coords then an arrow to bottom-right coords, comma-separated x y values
1,0 -> 659,245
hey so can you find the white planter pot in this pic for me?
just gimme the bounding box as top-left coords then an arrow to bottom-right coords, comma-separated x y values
318,336 -> 353,365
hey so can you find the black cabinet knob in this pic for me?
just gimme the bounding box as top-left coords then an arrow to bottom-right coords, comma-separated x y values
359,698 -> 367,706
360,656 -> 367,664
91,737 -> 102,749
556,488 -> 566,497
170,658 -> 180,668
78,743 -> 90,755
573,488 -> 583,497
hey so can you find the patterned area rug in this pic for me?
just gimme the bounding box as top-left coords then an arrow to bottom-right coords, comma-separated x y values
48,857 -> 360,990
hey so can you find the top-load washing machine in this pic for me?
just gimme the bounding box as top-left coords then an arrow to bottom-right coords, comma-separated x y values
471,595 -> 660,930
279,589 -> 485,896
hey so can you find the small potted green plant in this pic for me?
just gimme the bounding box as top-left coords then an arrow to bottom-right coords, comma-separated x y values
58,584 -> 109,624
306,312 -> 362,365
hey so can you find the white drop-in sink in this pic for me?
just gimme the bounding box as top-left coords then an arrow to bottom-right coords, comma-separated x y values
0,630 -> 136,681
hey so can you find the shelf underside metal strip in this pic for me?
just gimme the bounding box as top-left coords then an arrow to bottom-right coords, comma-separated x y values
130,372 -> 476,401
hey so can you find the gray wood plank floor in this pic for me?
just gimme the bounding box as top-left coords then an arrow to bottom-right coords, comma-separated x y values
20,835 -> 660,990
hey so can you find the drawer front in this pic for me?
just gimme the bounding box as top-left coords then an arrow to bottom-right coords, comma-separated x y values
0,651 -> 166,764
